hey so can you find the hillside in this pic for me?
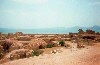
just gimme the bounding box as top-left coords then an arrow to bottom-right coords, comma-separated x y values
1,43 -> 100,65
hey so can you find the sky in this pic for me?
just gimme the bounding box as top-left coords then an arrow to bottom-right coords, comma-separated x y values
0,0 -> 100,29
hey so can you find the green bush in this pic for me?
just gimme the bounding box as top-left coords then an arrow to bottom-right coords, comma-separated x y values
46,44 -> 53,48
32,49 -> 43,56
59,40 -> 65,46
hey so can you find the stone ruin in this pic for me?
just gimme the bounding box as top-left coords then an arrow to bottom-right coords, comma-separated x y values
78,29 -> 84,34
86,29 -> 95,34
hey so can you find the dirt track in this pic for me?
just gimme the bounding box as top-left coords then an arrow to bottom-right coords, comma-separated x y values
1,43 -> 100,65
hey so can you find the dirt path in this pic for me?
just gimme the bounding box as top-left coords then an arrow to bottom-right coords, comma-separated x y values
1,43 -> 100,65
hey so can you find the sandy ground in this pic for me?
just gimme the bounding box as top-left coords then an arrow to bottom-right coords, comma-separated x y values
1,43 -> 100,65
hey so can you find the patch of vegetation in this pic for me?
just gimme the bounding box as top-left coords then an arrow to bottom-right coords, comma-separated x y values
32,49 -> 43,56
59,40 -> 65,46
39,45 -> 45,49
0,42 -> 12,52
2,43 -> 9,52
46,44 -> 54,48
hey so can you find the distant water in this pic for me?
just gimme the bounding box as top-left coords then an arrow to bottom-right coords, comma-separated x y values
0,28 -> 71,34
0,26 -> 100,34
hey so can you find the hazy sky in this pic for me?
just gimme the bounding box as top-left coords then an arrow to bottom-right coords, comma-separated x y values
0,0 -> 100,29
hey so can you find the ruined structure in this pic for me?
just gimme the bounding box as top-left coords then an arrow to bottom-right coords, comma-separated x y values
78,29 -> 84,34
86,29 -> 95,34
15,32 -> 23,36
7,33 -> 14,38
17,36 -> 31,41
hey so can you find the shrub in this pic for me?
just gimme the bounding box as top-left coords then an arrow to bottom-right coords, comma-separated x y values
46,44 -> 53,48
32,49 -> 43,56
59,40 -> 65,46
2,43 -> 10,52
0,42 -> 12,52
39,45 -> 45,49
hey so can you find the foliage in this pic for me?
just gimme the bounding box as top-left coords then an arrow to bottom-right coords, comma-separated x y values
46,44 -> 54,48
32,49 -> 43,56
39,45 -> 45,49
59,40 -> 65,46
